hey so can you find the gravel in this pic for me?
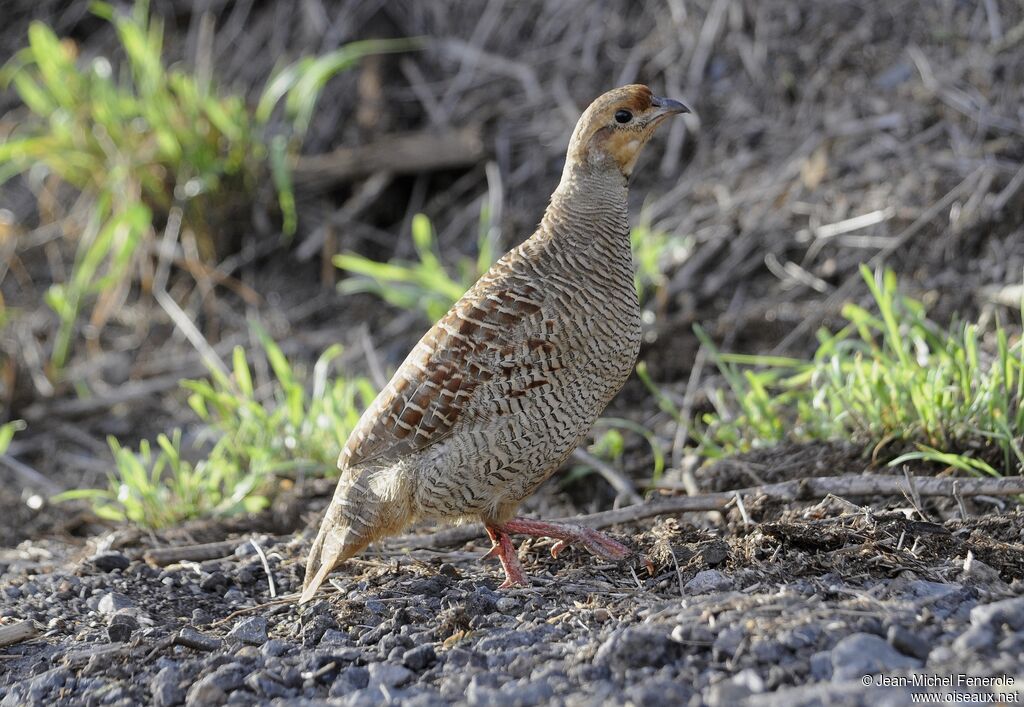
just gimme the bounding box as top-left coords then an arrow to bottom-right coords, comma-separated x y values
2,509 -> 1023,705
225,616 -> 268,646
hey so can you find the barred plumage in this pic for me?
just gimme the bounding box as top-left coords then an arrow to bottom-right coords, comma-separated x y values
301,85 -> 689,602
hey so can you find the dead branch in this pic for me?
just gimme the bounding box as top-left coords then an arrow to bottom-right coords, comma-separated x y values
142,539 -> 243,566
293,127 -> 485,191
0,620 -> 38,648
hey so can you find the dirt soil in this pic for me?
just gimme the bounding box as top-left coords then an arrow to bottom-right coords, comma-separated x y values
3,455 -> 1024,706
3,0 -> 1024,705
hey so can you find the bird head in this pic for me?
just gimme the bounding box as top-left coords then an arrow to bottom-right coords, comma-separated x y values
565,84 -> 690,179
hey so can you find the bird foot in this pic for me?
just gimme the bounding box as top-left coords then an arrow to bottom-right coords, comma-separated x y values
482,519 -> 632,589
501,518 -> 633,561
484,525 -> 528,588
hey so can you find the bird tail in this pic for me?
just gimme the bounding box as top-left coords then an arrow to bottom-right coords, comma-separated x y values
299,468 -> 409,604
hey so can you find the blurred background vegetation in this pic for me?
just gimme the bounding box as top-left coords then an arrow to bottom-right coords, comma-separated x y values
1,0 -> 1022,534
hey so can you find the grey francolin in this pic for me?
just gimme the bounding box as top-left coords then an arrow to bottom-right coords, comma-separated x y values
301,85 -> 689,602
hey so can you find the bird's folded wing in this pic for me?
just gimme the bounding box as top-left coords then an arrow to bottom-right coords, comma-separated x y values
340,275 -> 551,470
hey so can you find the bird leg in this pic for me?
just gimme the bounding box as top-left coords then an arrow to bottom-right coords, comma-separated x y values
483,525 -> 528,589
482,519 -> 632,588
499,518 -> 632,561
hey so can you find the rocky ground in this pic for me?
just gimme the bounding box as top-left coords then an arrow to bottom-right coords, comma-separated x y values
3,458 -> 1024,706
4,0 -> 1024,704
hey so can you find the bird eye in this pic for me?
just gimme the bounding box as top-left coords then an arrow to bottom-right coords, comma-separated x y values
614,109 -> 633,124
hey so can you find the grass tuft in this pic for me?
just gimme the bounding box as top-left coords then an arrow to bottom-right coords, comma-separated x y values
1,1 -> 416,369
694,266 -> 1024,476
55,332 -> 376,528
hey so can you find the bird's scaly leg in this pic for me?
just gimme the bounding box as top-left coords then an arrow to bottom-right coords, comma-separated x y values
499,518 -> 632,561
483,525 -> 528,589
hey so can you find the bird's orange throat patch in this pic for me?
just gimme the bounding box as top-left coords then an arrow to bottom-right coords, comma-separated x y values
594,126 -> 651,177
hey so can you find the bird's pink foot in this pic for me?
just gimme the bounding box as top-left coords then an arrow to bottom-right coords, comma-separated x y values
500,518 -> 633,561
484,525 -> 528,588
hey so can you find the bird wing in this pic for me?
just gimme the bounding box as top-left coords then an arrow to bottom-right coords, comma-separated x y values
339,264 -> 551,471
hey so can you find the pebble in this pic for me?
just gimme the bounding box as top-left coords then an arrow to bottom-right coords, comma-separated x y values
151,666 -> 185,707
200,572 -> 227,592
594,626 -> 679,671
261,639 -> 293,658
185,677 -> 225,707
328,666 -> 370,696
886,625 -> 930,660
97,592 -> 134,615
226,616 -> 268,645
244,672 -> 289,699
830,633 -> 922,681
684,569 -> 734,594
89,552 -> 131,572
403,644 -> 437,671
318,628 -> 350,646
953,624 -> 995,653
369,662 -> 414,687
107,619 -> 135,643
970,597 -> 1024,631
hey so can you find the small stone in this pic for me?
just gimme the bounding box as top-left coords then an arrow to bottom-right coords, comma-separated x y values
906,580 -> 961,601
184,675 -> 225,706
403,644 -> 437,671
244,672 -> 288,699
90,552 -> 130,572
152,666 -> 185,707
712,626 -> 746,660
206,665 -> 246,692
318,629 -> 349,646
495,597 -> 519,613
467,586 -> 500,615
886,625 -> 929,660
953,625 -> 996,653
199,573 -> 227,592
226,616 -> 268,645
705,669 -> 764,707
27,667 -> 72,700
301,614 -> 338,647
191,608 -> 213,625
369,662 -> 413,688
97,592 -> 134,615
698,539 -> 730,566
627,680 -> 694,707
261,639 -> 293,658
232,645 -> 263,662
328,666 -> 370,696
223,588 -> 247,604
438,564 -> 461,579
684,569 -> 734,594
970,597 -> 1024,631
962,558 -> 1004,584
107,622 -> 133,643
809,650 -> 832,681
595,626 -> 680,670
748,637 -> 784,663
830,633 -> 921,681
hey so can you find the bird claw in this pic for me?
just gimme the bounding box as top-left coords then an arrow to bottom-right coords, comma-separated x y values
480,545 -> 502,561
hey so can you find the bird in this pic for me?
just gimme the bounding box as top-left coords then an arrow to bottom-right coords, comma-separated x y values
301,85 -> 689,603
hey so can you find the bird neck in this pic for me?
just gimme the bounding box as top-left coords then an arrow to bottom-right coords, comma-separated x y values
541,165 -> 630,252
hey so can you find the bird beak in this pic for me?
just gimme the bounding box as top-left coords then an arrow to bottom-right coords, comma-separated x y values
650,95 -> 691,116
